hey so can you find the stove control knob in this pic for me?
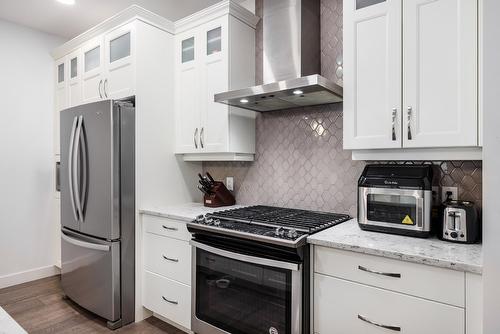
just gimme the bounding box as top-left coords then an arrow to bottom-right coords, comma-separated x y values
213,219 -> 221,227
287,229 -> 298,239
195,215 -> 205,223
205,217 -> 214,225
275,227 -> 283,237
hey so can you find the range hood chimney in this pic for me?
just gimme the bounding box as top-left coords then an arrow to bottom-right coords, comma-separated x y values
214,0 -> 343,112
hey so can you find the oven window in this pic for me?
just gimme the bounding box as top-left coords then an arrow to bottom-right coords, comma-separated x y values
367,194 -> 417,225
196,248 -> 292,334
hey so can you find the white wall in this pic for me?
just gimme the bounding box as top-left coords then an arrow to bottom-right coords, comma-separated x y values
482,0 -> 500,333
0,19 -> 65,288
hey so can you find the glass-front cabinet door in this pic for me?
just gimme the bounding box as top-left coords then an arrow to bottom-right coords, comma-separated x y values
200,18 -> 229,153
67,49 -> 82,107
194,245 -> 297,334
82,37 -> 104,104
104,22 -> 135,99
54,56 -> 68,155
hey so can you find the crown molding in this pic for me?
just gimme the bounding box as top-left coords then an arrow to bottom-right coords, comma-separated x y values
174,0 -> 260,34
51,5 -> 174,59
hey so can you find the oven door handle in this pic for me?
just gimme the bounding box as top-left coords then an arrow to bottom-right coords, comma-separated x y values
190,240 -> 300,271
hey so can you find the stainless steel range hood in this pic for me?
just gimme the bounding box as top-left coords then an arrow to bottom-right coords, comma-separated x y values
214,0 -> 343,112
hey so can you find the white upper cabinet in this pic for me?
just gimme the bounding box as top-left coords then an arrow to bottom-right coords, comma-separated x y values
403,0 -> 477,148
343,0 -> 402,149
344,0 -> 479,151
82,37 -> 105,104
68,49 -> 82,107
174,2 -> 258,161
54,57 -> 67,155
104,23 -> 135,99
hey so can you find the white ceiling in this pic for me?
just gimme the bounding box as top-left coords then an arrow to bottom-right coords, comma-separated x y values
0,0 -> 246,39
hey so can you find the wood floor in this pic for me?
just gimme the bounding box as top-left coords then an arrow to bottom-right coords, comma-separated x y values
0,275 -> 185,333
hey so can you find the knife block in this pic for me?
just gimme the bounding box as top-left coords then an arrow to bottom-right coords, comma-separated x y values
204,181 -> 236,207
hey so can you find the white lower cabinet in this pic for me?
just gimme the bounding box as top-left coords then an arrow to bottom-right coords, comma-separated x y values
143,271 -> 191,330
144,232 -> 191,285
142,214 -> 192,331
313,246 -> 481,334
314,273 -> 464,334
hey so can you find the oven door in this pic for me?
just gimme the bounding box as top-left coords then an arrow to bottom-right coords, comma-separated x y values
191,240 -> 302,334
358,187 -> 432,232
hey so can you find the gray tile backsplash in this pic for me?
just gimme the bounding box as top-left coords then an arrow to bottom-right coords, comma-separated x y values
203,0 -> 482,215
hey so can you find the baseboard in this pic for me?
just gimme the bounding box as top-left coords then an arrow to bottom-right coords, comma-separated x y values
0,265 -> 60,289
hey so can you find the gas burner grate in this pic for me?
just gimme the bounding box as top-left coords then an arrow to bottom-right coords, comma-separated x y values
209,205 -> 351,233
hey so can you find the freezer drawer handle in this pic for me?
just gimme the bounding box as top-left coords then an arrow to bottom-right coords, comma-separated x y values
62,233 -> 111,252
162,225 -> 178,231
162,255 -> 179,262
162,296 -> 178,305
358,265 -> 401,278
358,314 -> 401,332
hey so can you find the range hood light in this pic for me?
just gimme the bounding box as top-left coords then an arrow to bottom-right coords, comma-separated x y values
240,98 -> 249,104
293,89 -> 304,95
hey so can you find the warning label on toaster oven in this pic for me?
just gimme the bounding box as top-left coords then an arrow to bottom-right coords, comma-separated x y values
402,215 -> 414,225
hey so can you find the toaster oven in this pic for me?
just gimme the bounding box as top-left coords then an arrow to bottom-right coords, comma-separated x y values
358,164 -> 433,237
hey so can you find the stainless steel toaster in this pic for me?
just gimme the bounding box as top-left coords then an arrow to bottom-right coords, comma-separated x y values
440,200 -> 480,243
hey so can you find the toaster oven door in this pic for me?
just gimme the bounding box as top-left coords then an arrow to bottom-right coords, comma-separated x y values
358,188 -> 432,232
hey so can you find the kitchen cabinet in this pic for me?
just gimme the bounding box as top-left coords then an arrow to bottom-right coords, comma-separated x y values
67,49 -> 82,107
142,214 -> 192,331
313,246 -> 482,334
82,24 -> 135,104
174,4 -> 259,161
343,0 -> 479,151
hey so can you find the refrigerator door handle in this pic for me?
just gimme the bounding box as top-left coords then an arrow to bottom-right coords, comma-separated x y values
73,115 -> 84,223
79,119 -> 88,218
68,116 -> 79,222
62,232 -> 111,252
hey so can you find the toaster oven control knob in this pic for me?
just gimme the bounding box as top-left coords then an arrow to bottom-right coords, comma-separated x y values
450,231 -> 458,239
287,229 -> 298,239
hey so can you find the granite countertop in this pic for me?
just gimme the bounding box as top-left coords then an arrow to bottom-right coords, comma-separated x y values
307,219 -> 482,274
139,203 -> 242,222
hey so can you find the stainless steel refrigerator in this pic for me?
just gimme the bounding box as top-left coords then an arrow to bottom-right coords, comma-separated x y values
60,98 -> 135,329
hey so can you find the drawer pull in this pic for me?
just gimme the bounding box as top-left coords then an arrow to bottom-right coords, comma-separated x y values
358,265 -> 401,278
162,255 -> 179,262
162,296 -> 178,305
358,314 -> 401,332
162,225 -> 178,231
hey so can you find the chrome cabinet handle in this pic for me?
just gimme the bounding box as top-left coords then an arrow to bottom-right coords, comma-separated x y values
391,108 -> 397,141
162,225 -> 178,231
194,128 -> 199,149
358,315 -> 401,332
200,127 -> 204,148
162,296 -> 178,305
162,255 -> 179,262
407,106 -> 413,140
358,265 -> 401,278
104,79 -> 108,98
98,79 -> 103,99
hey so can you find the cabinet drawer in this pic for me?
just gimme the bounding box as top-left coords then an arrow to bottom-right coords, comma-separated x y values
314,274 -> 464,334
314,247 -> 464,307
143,271 -> 191,330
144,233 -> 191,285
143,214 -> 191,241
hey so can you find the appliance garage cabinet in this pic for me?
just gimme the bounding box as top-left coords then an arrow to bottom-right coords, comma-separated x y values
174,2 -> 259,161
313,247 -> 483,334
343,0 -> 480,157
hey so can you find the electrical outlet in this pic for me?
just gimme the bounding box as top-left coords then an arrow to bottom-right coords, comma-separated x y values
226,177 -> 234,191
441,186 -> 458,202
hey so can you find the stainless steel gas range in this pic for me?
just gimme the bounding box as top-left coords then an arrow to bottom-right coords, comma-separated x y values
187,206 -> 350,334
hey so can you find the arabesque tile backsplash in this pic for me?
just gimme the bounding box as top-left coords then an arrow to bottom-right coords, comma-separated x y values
203,0 -> 482,216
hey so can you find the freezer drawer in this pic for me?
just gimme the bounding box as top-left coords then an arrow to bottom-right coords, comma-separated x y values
61,229 -> 120,322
